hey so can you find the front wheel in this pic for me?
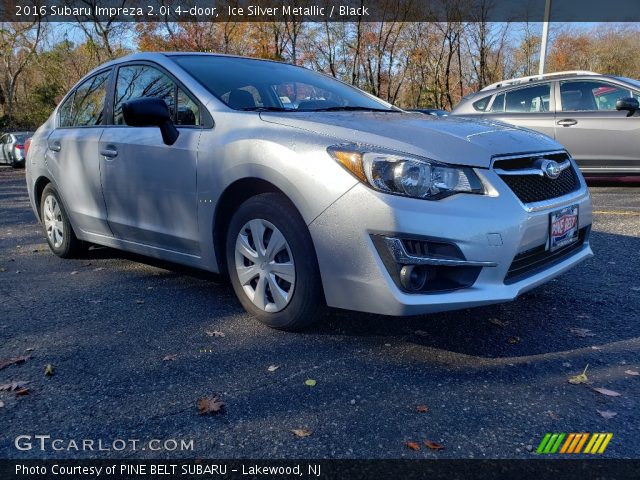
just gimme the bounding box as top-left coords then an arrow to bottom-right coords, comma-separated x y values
225,193 -> 325,331
40,184 -> 81,258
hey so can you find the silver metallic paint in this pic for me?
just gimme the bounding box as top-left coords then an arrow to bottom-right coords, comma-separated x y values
26,53 -> 594,317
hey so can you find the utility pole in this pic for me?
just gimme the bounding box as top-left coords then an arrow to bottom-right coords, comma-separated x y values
538,0 -> 552,75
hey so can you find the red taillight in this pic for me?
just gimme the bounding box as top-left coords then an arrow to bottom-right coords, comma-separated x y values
23,138 -> 31,156
15,144 -> 24,150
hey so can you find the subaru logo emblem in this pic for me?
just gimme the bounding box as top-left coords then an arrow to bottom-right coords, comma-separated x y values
541,159 -> 561,179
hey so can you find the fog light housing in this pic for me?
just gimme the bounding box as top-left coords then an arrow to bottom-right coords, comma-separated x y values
399,265 -> 428,291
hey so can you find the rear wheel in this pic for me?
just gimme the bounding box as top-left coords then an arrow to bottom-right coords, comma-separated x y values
226,193 -> 325,331
40,184 -> 81,258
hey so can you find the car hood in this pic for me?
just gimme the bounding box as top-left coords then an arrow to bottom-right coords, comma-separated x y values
260,111 -> 560,168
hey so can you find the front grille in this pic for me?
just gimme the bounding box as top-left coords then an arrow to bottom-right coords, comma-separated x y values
504,227 -> 588,284
495,152 -> 580,203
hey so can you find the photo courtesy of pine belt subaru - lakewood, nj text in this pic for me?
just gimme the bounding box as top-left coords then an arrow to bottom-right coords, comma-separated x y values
25,53 -> 593,331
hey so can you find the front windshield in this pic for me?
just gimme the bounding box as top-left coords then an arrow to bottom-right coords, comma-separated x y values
172,55 -> 395,112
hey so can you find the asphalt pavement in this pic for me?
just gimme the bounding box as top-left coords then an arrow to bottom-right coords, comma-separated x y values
1,166 -> 639,459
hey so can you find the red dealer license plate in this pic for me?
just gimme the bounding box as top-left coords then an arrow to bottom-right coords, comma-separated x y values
549,204 -> 579,252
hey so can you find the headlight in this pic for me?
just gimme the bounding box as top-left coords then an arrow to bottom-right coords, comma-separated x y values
328,144 -> 484,200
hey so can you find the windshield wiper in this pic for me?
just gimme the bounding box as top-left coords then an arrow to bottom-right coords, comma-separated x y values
301,106 -> 399,112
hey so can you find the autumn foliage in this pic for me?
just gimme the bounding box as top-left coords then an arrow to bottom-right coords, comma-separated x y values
2,22 -> 640,130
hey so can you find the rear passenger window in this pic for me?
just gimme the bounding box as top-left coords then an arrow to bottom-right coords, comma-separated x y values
59,71 -> 110,127
501,84 -> 551,113
490,93 -> 505,112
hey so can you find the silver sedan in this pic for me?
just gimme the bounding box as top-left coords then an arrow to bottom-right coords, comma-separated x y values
26,53 -> 593,330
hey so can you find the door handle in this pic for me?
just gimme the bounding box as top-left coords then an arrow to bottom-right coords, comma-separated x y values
100,147 -> 118,158
557,119 -> 578,127
48,142 -> 61,152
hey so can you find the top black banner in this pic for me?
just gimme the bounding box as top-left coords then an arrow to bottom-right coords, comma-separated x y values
2,0 -> 640,22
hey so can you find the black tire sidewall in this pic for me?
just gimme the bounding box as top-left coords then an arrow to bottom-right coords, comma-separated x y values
225,193 -> 324,331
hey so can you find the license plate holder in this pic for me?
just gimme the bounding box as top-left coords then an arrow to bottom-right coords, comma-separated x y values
549,204 -> 579,252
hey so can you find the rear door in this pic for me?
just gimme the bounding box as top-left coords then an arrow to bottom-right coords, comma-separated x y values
45,70 -> 112,236
554,79 -> 640,172
99,63 -> 202,255
486,82 -> 556,138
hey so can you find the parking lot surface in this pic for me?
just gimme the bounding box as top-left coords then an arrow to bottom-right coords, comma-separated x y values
1,166 -> 639,459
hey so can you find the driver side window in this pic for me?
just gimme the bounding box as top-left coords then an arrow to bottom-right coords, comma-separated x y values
560,80 -> 632,112
113,65 -> 200,126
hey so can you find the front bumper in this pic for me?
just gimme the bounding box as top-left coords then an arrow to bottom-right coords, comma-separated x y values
309,167 -> 593,316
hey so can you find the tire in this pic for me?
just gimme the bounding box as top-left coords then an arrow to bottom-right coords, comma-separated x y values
225,193 -> 325,331
40,184 -> 82,258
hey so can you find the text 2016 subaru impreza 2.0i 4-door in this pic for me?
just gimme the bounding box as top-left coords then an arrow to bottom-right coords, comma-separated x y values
25,53 -> 593,331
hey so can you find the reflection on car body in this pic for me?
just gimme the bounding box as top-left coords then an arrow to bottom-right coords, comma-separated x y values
26,53 -> 593,331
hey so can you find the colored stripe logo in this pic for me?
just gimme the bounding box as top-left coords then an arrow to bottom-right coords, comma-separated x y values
537,433 -> 612,454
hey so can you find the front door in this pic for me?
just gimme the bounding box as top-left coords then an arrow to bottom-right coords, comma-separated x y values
99,64 -> 202,255
554,79 -> 640,172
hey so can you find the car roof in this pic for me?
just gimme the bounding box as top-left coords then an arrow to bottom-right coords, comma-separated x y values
461,73 -> 633,105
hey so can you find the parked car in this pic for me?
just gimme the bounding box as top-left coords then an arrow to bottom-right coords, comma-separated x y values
0,131 -> 33,167
26,53 -> 593,330
407,109 -> 449,117
452,71 -> 640,175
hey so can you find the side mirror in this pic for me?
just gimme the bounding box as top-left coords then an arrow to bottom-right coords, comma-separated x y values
122,97 -> 179,145
616,97 -> 639,117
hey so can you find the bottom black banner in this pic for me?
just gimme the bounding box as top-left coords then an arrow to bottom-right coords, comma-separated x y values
1,459 -> 639,480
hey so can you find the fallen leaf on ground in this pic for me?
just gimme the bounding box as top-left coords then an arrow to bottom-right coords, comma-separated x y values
404,441 -> 420,451
488,318 -> 507,327
416,405 -> 430,413
135,299 -> 145,304
0,267 -> 5,272
205,330 -> 225,337
568,365 -> 589,385
592,387 -> 621,397
0,355 -> 31,371
267,365 -> 280,372
624,369 -> 639,376
44,364 -> 54,376
0,381 -> 30,391
414,330 -> 429,337
597,410 -> 617,419
507,336 -> 521,345
291,429 -> 312,438
163,354 -> 177,362
197,395 -> 225,415
70,271 -> 78,275
0,400 -> 4,408
304,379 -> 317,387
570,327 -> 595,338
25,348 -> 34,352
15,388 -> 30,396
424,440 -> 445,450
